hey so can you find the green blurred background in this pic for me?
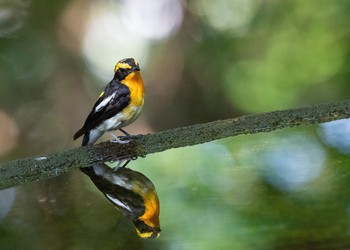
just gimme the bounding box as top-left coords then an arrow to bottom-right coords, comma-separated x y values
1,0 -> 350,249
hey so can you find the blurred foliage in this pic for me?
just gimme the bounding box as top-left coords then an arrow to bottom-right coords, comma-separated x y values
0,0 -> 350,249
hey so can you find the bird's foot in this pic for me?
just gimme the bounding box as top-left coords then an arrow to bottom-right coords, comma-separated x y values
113,160 -> 131,171
113,156 -> 138,172
122,134 -> 143,140
110,132 -> 130,144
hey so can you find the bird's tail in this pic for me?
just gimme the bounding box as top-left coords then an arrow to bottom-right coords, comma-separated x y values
73,127 -> 84,141
80,129 -> 103,146
82,133 -> 89,146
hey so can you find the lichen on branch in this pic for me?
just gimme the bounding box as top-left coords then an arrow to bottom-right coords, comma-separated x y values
0,99 -> 350,190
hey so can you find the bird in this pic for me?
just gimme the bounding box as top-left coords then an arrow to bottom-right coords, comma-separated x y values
81,162 -> 161,238
74,58 -> 144,146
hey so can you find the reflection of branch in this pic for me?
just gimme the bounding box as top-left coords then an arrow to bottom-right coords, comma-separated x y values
1,99 -> 350,189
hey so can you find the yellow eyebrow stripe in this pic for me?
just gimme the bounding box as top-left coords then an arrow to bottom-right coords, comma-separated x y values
99,91 -> 104,98
114,62 -> 132,72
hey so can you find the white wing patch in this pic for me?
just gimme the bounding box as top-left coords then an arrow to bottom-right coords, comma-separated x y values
106,194 -> 132,212
95,94 -> 114,112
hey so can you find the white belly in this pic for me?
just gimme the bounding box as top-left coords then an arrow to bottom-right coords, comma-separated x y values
96,104 -> 143,132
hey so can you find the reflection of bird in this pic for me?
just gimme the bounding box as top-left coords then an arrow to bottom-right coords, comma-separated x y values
74,58 -> 144,146
81,163 -> 161,239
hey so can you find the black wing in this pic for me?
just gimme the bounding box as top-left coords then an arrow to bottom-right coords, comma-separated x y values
80,163 -> 145,220
74,81 -> 130,140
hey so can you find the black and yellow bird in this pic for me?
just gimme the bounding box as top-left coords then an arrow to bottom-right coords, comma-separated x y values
74,58 -> 144,146
81,162 -> 161,239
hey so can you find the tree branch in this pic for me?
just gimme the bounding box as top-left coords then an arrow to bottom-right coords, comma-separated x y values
1,99 -> 350,190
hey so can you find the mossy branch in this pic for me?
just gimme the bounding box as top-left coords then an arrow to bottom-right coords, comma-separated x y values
1,99 -> 350,190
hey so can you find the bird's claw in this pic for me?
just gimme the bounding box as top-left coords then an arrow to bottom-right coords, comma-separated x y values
110,132 -> 131,144
111,137 -> 131,144
121,134 -> 142,140
113,158 -> 137,171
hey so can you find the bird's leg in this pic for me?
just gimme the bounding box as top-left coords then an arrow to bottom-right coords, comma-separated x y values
121,160 -> 131,167
110,132 -> 130,144
113,159 -> 131,172
118,128 -> 142,140
119,128 -> 130,136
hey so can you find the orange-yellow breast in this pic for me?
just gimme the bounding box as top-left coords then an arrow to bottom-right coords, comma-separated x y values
97,70 -> 144,131
122,71 -> 144,108
139,189 -> 160,229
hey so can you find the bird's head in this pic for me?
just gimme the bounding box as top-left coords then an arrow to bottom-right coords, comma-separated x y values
114,58 -> 140,81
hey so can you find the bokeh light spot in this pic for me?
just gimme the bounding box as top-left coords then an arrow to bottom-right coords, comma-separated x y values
0,111 -> 19,156
319,119 -> 350,154
259,136 -> 326,191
